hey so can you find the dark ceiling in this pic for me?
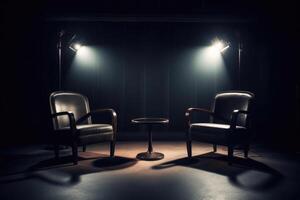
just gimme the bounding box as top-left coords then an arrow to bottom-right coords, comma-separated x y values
0,0 -> 298,22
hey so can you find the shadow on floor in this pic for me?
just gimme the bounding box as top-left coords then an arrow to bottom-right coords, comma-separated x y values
0,153 -> 137,186
152,152 -> 283,191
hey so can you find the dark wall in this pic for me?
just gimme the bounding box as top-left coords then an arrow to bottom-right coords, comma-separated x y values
0,1 -> 44,146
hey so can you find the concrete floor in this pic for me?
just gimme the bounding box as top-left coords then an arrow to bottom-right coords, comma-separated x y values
0,141 -> 300,200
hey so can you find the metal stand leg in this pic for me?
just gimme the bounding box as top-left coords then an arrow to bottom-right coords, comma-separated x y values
136,125 -> 164,161
147,125 -> 153,153
213,144 -> 217,152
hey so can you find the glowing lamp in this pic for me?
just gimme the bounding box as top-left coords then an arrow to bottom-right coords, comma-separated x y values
69,42 -> 82,52
212,39 -> 230,53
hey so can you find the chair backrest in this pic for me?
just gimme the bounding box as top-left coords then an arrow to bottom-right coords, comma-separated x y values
49,91 -> 91,130
211,91 -> 254,127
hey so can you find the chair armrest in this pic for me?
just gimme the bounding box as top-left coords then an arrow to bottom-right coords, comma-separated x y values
76,108 -> 117,131
185,108 -> 229,126
185,108 -> 214,126
230,110 -> 250,129
51,111 -> 76,131
185,108 -> 214,116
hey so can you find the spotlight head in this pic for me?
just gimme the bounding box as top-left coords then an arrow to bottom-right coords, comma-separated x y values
74,43 -> 82,50
212,39 -> 230,53
69,42 -> 82,52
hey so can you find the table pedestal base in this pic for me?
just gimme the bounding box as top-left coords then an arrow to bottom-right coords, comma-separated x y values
136,152 -> 164,161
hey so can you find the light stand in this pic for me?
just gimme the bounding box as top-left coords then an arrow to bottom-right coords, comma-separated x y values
58,30 -> 65,90
238,41 -> 242,89
57,31 -> 82,90
46,30 -> 70,151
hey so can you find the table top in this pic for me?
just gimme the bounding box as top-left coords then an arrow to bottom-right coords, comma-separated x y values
131,117 -> 169,124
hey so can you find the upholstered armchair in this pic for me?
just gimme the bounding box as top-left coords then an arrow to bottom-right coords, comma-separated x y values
185,91 -> 254,164
49,91 -> 117,164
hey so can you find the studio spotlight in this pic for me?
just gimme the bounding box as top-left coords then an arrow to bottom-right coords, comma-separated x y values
57,31 -> 85,90
69,42 -> 82,52
211,37 -> 243,89
212,39 -> 230,53
68,34 -> 83,52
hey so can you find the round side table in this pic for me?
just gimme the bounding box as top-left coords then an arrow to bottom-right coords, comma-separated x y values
131,118 -> 169,161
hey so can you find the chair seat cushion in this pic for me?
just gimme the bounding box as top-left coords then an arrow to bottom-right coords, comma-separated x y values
76,124 -> 113,135
78,132 -> 113,145
190,123 -> 248,144
191,123 -> 246,130
54,124 -> 114,145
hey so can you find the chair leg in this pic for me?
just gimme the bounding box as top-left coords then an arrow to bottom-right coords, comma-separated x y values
54,145 -> 59,159
213,144 -> 217,152
186,140 -> 192,158
110,140 -> 115,157
228,146 -> 234,165
72,143 -> 78,165
244,144 -> 249,158
82,145 -> 86,152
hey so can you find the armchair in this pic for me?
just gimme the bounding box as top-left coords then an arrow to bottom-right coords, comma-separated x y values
49,91 -> 117,164
185,91 -> 254,164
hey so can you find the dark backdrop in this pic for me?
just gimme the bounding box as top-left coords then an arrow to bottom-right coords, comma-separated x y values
0,0 -> 299,150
